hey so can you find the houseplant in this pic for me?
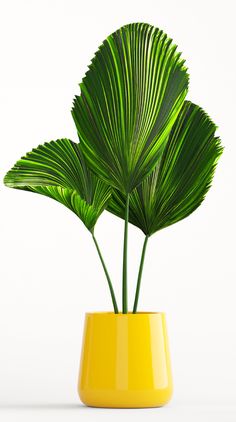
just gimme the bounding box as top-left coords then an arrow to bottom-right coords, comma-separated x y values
4,23 -> 222,408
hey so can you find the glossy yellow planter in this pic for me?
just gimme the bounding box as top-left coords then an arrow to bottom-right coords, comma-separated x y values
78,312 -> 173,408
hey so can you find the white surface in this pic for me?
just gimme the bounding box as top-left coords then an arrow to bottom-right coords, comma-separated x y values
0,0 -> 236,421
1,403 -> 236,422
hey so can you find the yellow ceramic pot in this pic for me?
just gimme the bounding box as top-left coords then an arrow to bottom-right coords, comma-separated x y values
78,312 -> 172,408
78,312 -> 173,408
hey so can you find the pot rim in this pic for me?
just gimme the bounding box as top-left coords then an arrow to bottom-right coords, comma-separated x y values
85,311 -> 165,316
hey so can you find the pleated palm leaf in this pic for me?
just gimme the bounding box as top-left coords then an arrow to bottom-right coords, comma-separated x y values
72,22 -> 189,312
72,23 -> 188,194
4,139 -> 118,312
108,101 -> 223,311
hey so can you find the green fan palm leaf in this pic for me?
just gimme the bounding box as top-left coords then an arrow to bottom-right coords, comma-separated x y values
108,101 -> 223,235
4,139 -> 111,232
72,22 -> 189,194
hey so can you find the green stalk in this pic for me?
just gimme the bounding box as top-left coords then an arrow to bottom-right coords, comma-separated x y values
122,194 -> 130,313
92,233 -> 119,314
132,235 -> 149,313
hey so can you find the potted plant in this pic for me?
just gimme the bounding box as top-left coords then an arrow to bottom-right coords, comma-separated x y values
3,23 -> 222,408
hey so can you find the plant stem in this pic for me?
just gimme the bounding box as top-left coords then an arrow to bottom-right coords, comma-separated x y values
132,235 -> 149,313
92,233 -> 119,314
122,194 -> 130,313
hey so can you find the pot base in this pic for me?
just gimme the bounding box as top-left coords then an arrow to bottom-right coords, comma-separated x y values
79,388 -> 172,408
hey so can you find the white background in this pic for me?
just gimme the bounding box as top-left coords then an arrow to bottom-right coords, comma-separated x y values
0,0 -> 235,421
